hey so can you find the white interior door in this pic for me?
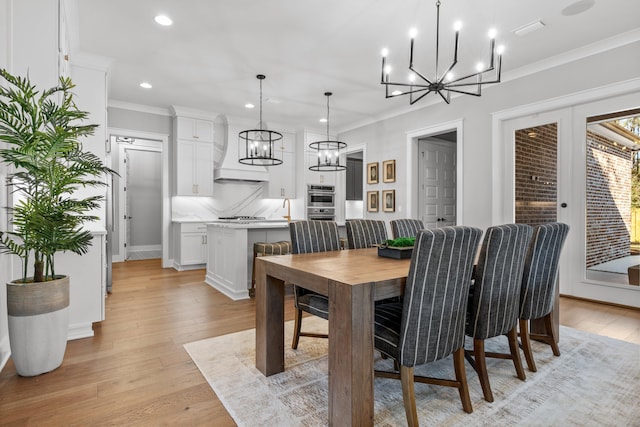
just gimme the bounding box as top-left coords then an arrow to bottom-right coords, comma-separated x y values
418,139 -> 456,228
116,138 -> 163,262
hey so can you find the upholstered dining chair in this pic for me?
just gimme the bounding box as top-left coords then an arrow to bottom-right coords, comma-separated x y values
519,222 -> 569,372
390,218 -> 425,239
465,223 -> 533,403
289,220 -> 342,349
374,226 -> 483,426
345,219 -> 388,249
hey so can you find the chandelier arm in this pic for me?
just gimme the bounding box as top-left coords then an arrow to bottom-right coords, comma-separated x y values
383,82 -> 431,89
409,66 -> 434,86
437,59 -> 458,84
436,90 -> 451,104
446,65 -> 495,85
445,87 -> 483,97
409,89 -> 435,104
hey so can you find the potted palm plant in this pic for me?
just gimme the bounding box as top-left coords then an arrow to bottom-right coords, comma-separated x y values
0,69 -> 112,376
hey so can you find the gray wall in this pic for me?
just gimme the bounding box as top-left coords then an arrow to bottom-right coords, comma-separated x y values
339,41 -> 640,231
108,107 -> 173,137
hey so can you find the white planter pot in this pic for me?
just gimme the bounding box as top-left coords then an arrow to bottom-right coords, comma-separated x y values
7,276 -> 70,376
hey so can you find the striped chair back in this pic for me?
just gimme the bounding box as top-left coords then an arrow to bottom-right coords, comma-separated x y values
398,226 -> 483,366
289,220 -> 341,254
390,219 -> 425,239
467,224 -> 533,340
520,223 -> 569,320
345,219 -> 388,249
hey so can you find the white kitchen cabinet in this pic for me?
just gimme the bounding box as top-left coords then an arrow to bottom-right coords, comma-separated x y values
173,222 -> 208,270
176,116 -> 214,142
175,116 -> 215,196
267,132 -> 296,198
303,131 -> 337,187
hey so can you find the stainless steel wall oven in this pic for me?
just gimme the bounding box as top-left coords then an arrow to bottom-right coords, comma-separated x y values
307,184 -> 335,220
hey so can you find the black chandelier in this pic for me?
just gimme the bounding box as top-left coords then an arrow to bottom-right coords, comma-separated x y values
239,74 -> 283,166
309,92 -> 347,172
380,0 -> 504,105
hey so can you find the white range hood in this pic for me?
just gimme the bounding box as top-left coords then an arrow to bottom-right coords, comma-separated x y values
214,116 -> 270,182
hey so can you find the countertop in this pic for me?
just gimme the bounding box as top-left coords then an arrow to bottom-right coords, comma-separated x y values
206,220 -> 290,229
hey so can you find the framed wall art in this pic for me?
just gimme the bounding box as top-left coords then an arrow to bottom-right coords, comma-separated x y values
367,190 -> 379,212
382,189 -> 395,212
367,162 -> 379,184
383,160 -> 396,183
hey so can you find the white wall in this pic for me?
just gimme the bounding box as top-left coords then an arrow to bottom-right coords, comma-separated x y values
339,41 -> 640,231
0,0 -> 11,373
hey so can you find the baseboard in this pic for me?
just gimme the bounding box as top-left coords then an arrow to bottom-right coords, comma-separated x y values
67,323 -> 95,340
0,335 -> 10,372
173,262 -> 206,271
128,244 -> 162,253
205,272 -> 249,301
560,294 -> 640,311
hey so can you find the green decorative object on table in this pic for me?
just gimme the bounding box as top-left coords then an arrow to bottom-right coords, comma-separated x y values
378,237 -> 415,259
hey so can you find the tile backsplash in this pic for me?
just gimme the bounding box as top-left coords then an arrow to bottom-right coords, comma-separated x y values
172,181 -> 293,221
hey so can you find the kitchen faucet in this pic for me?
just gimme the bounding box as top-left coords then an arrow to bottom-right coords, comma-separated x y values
283,198 -> 291,222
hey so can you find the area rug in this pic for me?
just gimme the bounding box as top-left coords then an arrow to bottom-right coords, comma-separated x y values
184,317 -> 640,426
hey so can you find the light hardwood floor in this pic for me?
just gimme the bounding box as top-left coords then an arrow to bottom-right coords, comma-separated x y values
1,259 -> 638,425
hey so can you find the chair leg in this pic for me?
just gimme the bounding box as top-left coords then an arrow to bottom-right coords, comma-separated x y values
291,308 -> 303,349
400,365 -> 419,427
250,250 -> 260,297
453,348 -> 473,413
507,327 -> 526,381
545,312 -> 561,357
473,338 -> 494,403
519,318 -> 537,372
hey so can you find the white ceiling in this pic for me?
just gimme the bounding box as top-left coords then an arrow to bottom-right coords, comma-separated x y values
74,0 -> 640,131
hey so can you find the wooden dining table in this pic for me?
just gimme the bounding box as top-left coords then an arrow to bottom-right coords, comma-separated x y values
255,247 -> 411,426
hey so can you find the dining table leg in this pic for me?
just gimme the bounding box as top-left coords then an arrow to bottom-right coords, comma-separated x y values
255,261 -> 285,376
328,280 -> 374,426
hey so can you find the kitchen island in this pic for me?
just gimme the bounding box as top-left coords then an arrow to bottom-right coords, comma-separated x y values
205,221 -> 291,300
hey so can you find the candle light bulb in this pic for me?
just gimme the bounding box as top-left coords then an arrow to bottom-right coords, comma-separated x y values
497,45 -> 505,55
409,27 -> 418,39
488,28 -> 497,39
476,62 -> 484,72
384,65 -> 392,75
453,21 -> 462,31
381,48 -> 389,57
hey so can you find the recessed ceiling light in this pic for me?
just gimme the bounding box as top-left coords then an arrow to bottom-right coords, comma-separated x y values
245,103 -> 255,109
513,20 -> 545,37
319,118 -> 327,123
140,82 -> 152,89
154,15 -> 173,26
561,0 -> 595,17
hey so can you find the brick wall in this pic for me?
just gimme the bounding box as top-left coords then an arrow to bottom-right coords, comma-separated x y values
515,124 -> 558,226
585,130 -> 631,268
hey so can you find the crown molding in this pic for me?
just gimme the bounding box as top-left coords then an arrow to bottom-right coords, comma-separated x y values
109,100 -> 172,117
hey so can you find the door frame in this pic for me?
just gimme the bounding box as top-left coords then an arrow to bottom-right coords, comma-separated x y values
405,119 -> 464,223
108,128 -> 170,267
492,78 -> 640,307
